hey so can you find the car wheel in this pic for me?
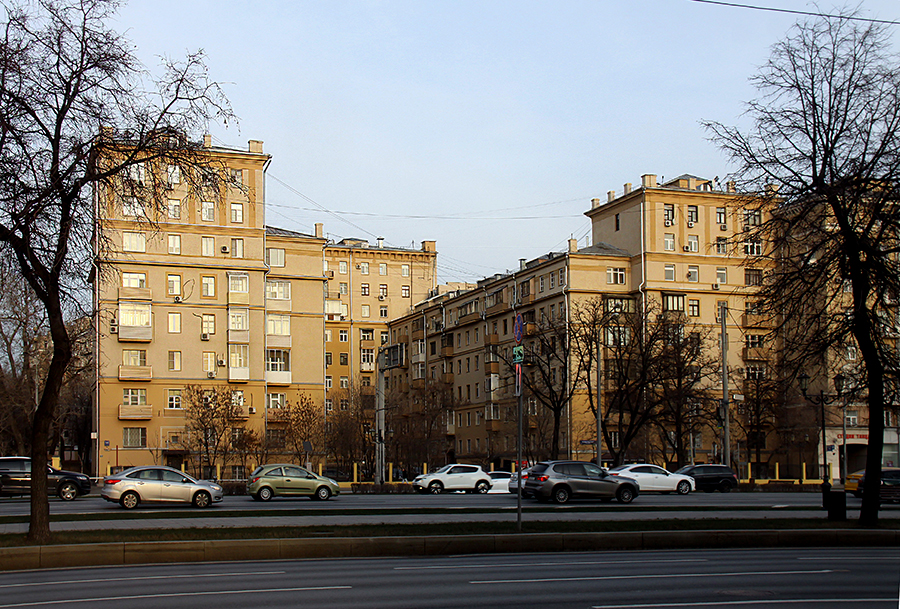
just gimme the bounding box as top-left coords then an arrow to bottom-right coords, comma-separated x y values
120,491 -> 140,510
314,486 -> 332,501
428,481 -> 443,494
676,481 -> 691,495
553,486 -> 571,504
257,486 -> 273,501
193,490 -> 211,508
616,486 -> 635,504
58,482 -> 78,501
475,481 -> 490,494
719,481 -> 733,493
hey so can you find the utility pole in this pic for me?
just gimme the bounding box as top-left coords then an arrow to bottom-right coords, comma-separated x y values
375,350 -> 387,485
596,326 -> 603,467
719,301 -> 730,468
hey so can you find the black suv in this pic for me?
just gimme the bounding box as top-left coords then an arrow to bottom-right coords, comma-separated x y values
674,464 -> 738,493
0,456 -> 91,501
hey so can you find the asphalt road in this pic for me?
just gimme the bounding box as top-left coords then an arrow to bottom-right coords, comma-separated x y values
0,547 -> 896,608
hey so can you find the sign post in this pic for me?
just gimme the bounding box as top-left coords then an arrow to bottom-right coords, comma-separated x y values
514,313 -> 523,532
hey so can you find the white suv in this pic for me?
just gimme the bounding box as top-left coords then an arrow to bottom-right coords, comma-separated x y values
413,464 -> 491,494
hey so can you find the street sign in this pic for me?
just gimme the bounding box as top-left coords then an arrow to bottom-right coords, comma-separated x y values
513,345 -> 524,364
513,313 -> 524,343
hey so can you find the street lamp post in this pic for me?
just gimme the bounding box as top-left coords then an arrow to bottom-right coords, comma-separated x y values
798,371 -> 845,509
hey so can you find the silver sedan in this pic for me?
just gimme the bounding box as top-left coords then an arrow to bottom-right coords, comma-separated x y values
101,466 -> 224,509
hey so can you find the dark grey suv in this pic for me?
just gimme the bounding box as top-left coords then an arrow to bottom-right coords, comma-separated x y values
0,456 -> 92,501
524,461 -> 639,504
674,464 -> 738,492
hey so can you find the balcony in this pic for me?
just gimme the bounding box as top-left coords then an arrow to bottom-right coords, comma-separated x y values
118,404 -> 152,420
229,329 -> 250,344
410,351 -> 426,365
486,301 -> 507,316
229,405 -> 250,420
441,372 -> 454,384
266,370 -> 292,385
486,361 -> 500,375
412,327 -> 425,341
441,345 -> 454,358
117,324 -> 153,342
227,291 -> 250,306
360,361 -> 376,372
742,313 -> 772,328
118,365 -> 152,381
485,333 -> 500,346
742,346 -> 770,361
118,287 -> 152,301
267,297 -> 291,312
229,367 -> 250,382
459,310 -> 481,324
266,334 -> 291,349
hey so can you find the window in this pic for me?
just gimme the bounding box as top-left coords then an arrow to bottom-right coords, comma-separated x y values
716,207 -> 727,224
325,399 -> 333,412
717,268 -> 727,284
231,238 -> 244,258
846,410 -> 859,427
121,196 -> 142,217
230,202 -> 243,223
267,313 -> 290,335
744,240 -> 763,256
122,232 -> 145,252
716,237 -> 728,255
605,326 -> 631,347
361,348 -> 375,365
167,164 -> 180,186
746,365 -> 766,380
687,265 -> 699,282
201,236 -> 215,257
746,334 -> 765,348
229,308 -> 249,331
606,268 -> 626,284
229,344 -> 249,368
122,272 -> 146,288
122,427 -> 146,449
122,388 -> 146,406
119,302 -> 151,327
664,233 -> 675,251
168,312 -> 181,333
266,349 -> 290,372
615,213 -> 620,231
687,205 -> 698,223
664,204 -> 675,222
381,331 -> 389,344
361,328 -> 374,341
168,234 -> 181,254
360,283 -> 370,296
688,299 -> 700,317
167,274 -> 181,295
339,282 -> 348,295
744,209 -> 761,227
168,351 -> 181,371
266,248 -> 285,267
379,284 -> 388,297
167,389 -> 182,409
267,393 -> 286,409
340,376 -> 349,389
266,280 -> 291,300
166,198 -> 181,220
359,262 -> 369,275
325,376 -> 332,390
401,285 -> 410,298
606,297 -> 633,313
201,201 -> 215,221
401,264 -> 410,277
687,235 -> 699,252
201,313 -> 216,335
122,350 -> 146,366
380,306 -> 388,318
361,304 -> 370,317
550,273 -> 556,289
662,294 -> 685,312
539,276 -> 545,292
230,168 -> 243,185
745,268 -> 763,286
325,352 -> 333,367
379,263 -> 387,275
664,264 -> 676,281
229,274 -> 249,294
201,275 -> 216,297
339,329 -> 348,342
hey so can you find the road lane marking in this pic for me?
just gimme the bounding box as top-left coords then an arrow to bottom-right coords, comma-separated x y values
396,559 -> 706,571
471,569 -> 834,584
591,599 -> 896,608
0,585 -> 352,608
0,571 -> 287,589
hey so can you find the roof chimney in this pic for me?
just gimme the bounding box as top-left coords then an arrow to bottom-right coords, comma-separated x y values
203,134 -> 212,148
376,237 -> 384,248
568,238 -> 578,253
421,240 -> 436,252
607,190 -> 616,203
624,182 -> 632,195
248,140 -> 264,153
591,198 -> 600,209
519,258 -> 527,271
726,181 -> 736,193
315,223 -> 323,239
641,174 -> 657,188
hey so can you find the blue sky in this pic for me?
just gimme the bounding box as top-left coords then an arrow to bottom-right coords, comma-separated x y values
115,1 -> 899,283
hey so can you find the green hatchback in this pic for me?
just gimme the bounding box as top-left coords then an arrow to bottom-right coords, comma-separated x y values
247,464 -> 340,501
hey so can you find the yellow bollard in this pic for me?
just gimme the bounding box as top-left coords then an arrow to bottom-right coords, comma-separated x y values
512,461 -> 517,473
802,462 -> 807,483
388,463 -> 393,483
775,463 -> 780,480
423,463 -> 428,475
353,463 -> 358,483
747,463 -> 751,480
318,463 -> 322,476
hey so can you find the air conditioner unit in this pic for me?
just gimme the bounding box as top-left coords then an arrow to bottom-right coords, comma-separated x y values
378,295 -> 386,301
683,246 -> 690,252
687,222 -> 695,228
217,358 -> 226,367
201,333 -> 210,341
720,224 -> 728,231
248,406 -> 257,414
325,271 -> 334,278
207,371 -> 216,379
356,264 -> 361,269
174,295 -> 182,303
220,245 -> 229,254
712,283 -> 720,290
109,322 -> 118,334
664,219 -> 673,227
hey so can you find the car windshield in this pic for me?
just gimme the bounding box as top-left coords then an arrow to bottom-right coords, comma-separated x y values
433,465 -> 453,474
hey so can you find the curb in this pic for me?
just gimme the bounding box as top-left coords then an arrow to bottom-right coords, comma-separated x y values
0,529 -> 897,572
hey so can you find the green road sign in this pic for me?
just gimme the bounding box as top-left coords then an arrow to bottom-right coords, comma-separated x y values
513,345 -> 524,364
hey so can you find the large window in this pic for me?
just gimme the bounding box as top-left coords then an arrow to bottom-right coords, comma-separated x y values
168,312 -> 181,333
266,248 -> 285,267
744,240 -> 763,256
202,275 -> 216,297
122,427 -> 146,448
229,273 -> 249,293
229,344 -> 249,368
229,308 -> 249,331
662,294 -> 685,312
267,313 -> 290,335
745,268 -> 763,286
168,234 -> 181,254
119,303 -> 150,327
744,209 -> 762,227
122,388 -> 146,406
266,349 -> 290,372
168,351 -> 181,371
267,393 -> 286,409
201,236 -> 215,257
122,350 -> 146,366
167,389 -> 182,409
606,268 -> 626,285
266,280 -> 290,300
167,274 -> 181,295
122,232 -> 145,252
201,201 -> 215,221
230,202 -> 243,223
201,313 -> 216,335
122,272 -> 146,288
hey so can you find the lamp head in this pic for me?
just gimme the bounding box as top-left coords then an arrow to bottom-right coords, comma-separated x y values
798,372 -> 810,395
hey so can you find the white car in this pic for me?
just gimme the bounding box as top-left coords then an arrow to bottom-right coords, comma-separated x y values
488,471 -> 512,493
607,463 -> 695,494
412,464 -> 492,494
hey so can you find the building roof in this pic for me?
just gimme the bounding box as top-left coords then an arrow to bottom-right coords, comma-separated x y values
265,226 -> 317,239
575,242 -> 632,257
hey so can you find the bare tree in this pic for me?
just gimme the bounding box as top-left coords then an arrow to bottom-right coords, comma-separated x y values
180,385 -> 243,480
0,0 -> 232,542
704,10 -> 900,525
386,376 -> 456,476
269,393 -> 325,467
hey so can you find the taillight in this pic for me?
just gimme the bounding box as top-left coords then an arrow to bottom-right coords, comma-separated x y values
610,473 -> 619,476
105,479 -> 121,485
250,477 -> 260,484
535,475 -> 549,482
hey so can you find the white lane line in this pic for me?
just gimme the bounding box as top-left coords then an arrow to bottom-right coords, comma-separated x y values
0,585 -> 352,608
471,568 -> 834,584
0,571 -> 287,589
591,599 -> 896,608
395,559 -> 706,571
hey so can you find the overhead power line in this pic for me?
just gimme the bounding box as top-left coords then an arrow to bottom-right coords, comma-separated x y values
689,0 -> 899,25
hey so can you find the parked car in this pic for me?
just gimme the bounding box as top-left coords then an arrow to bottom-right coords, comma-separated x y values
508,468 -> 532,497
488,471 -> 512,494
845,468 -> 866,497
412,464 -> 491,494
524,461 -> 639,504
247,464 -> 340,501
674,464 -> 738,493
608,463 -> 695,494
850,467 -> 900,502
0,456 -> 91,501
101,466 -> 223,509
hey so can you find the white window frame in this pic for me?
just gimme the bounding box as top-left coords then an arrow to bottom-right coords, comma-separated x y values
201,201 -> 215,222
122,232 -> 145,253
168,234 -> 181,254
